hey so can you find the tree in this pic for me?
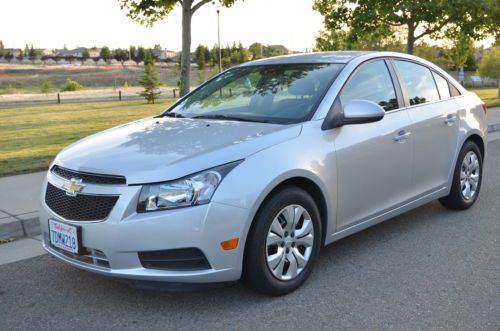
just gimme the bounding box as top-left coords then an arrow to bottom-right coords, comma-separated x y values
136,46 -> 146,62
248,42 -> 263,60
144,49 -> 154,65
28,44 -> 36,60
195,44 -> 207,69
82,49 -> 90,60
313,0 -> 500,54
120,0 -> 242,97
5,51 -> 13,63
445,32 -> 474,74
100,46 -> 112,60
0,40 -> 4,50
478,49 -> 500,97
129,46 -> 137,61
139,53 -> 161,103
61,79 -> 83,92
41,80 -> 52,94
114,48 -> 130,62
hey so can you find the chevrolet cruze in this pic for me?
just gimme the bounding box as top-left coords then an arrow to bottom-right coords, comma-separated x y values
41,51 -> 487,295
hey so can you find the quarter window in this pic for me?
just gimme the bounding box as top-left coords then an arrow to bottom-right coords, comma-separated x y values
394,60 -> 440,105
432,72 -> 451,99
339,60 -> 398,111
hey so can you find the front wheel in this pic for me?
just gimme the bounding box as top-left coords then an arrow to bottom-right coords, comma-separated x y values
243,186 -> 321,296
439,141 -> 483,210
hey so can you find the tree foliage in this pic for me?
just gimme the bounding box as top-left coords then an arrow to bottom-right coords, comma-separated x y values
139,60 -> 162,103
313,0 -> 499,54
478,49 -> 500,80
444,32 -> 475,71
100,46 -> 112,60
82,49 -> 90,60
119,0 -> 242,97
61,79 -> 83,92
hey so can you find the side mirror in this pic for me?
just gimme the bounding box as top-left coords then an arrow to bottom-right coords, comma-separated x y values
321,99 -> 386,130
342,100 -> 385,125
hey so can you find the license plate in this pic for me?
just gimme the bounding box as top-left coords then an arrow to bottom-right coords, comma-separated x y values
48,219 -> 82,254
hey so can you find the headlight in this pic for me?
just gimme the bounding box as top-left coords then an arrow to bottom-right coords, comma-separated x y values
137,161 -> 242,212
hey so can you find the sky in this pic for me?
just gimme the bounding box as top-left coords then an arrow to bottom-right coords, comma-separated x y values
0,0 -> 324,52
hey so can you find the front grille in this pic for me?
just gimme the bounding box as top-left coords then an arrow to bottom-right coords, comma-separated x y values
52,165 -> 126,185
138,248 -> 211,271
45,182 -> 119,221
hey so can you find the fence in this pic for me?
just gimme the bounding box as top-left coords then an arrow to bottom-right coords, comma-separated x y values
0,88 -> 180,109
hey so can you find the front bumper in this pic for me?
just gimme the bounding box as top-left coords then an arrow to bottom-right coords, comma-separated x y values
40,172 -> 251,284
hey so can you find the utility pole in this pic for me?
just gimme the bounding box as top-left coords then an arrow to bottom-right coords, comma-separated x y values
217,8 -> 222,73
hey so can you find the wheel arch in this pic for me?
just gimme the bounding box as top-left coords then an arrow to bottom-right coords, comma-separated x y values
245,175 -> 330,248
464,133 -> 485,161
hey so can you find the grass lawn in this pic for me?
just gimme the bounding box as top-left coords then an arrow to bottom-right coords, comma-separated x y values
0,100 -> 174,177
469,88 -> 500,108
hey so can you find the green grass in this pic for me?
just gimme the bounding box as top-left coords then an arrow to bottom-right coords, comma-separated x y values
469,88 -> 500,108
0,100 -> 174,177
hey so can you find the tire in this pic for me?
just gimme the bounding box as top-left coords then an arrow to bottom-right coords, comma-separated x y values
439,140 -> 483,210
243,186 -> 322,296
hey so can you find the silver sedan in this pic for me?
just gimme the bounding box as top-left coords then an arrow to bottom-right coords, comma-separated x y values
40,51 -> 487,295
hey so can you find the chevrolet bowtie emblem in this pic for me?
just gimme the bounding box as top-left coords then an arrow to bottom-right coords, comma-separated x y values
62,178 -> 86,197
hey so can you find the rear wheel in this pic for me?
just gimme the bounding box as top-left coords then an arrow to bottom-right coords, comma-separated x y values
243,186 -> 321,296
439,141 -> 483,210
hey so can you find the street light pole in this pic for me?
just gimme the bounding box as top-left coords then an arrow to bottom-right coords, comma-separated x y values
217,8 -> 222,73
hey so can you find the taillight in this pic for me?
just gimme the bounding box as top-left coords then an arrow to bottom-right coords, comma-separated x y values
482,103 -> 487,113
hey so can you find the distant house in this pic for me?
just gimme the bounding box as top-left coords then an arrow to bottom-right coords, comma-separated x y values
55,47 -> 88,58
152,48 -> 177,61
268,45 -> 290,54
88,48 -> 101,58
36,48 -> 53,56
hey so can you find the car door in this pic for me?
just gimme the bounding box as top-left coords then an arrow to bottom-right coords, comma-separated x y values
392,60 -> 460,196
332,59 -> 414,230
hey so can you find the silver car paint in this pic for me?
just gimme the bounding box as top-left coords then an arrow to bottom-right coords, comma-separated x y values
40,51 -> 487,283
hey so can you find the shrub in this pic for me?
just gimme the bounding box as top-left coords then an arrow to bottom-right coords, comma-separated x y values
41,80 -> 52,94
61,79 -> 83,92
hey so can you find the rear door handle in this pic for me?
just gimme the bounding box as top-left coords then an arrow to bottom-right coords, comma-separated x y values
445,114 -> 457,126
393,130 -> 411,143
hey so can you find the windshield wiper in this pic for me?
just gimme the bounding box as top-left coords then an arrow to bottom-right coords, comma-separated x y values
191,114 -> 269,123
163,112 -> 186,118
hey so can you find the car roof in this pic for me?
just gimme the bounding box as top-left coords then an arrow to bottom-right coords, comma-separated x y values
238,51 -> 373,66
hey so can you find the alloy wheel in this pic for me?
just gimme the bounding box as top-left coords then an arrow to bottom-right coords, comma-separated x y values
460,151 -> 480,201
265,204 -> 314,281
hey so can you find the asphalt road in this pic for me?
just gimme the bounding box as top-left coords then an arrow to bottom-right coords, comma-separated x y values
1,141 -> 499,330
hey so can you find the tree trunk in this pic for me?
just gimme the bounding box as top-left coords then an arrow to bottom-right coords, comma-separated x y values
497,77 -> 500,99
406,23 -> 416,55
180,0 -> 192,97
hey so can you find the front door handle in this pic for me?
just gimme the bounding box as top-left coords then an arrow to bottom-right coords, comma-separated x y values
445,114 -> 457,126
394,130 -> 411,143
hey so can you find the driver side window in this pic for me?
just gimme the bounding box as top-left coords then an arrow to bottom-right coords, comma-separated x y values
340,60 -> 398,111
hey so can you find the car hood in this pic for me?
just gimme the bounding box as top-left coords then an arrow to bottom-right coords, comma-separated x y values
54,117 -> 302,184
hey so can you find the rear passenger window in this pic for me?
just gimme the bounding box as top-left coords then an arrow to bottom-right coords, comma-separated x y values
394,60 -> 440,105
340,60 -> 398,111
432,72 -> 451,99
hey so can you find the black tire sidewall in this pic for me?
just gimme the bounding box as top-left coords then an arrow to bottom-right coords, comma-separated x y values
451,141 -> 483,208
243,186 -> 322,296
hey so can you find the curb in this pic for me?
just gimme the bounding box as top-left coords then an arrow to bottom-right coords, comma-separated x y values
0,212 -> 41,240
1,122 -> 500,241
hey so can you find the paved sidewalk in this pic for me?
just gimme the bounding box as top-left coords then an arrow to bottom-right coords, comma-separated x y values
0,107 -> 499,242
0,171 -> 45,239
0,235 -> 45,265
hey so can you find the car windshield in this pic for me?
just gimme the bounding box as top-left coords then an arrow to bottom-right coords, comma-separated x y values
164,64 -> 344,124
